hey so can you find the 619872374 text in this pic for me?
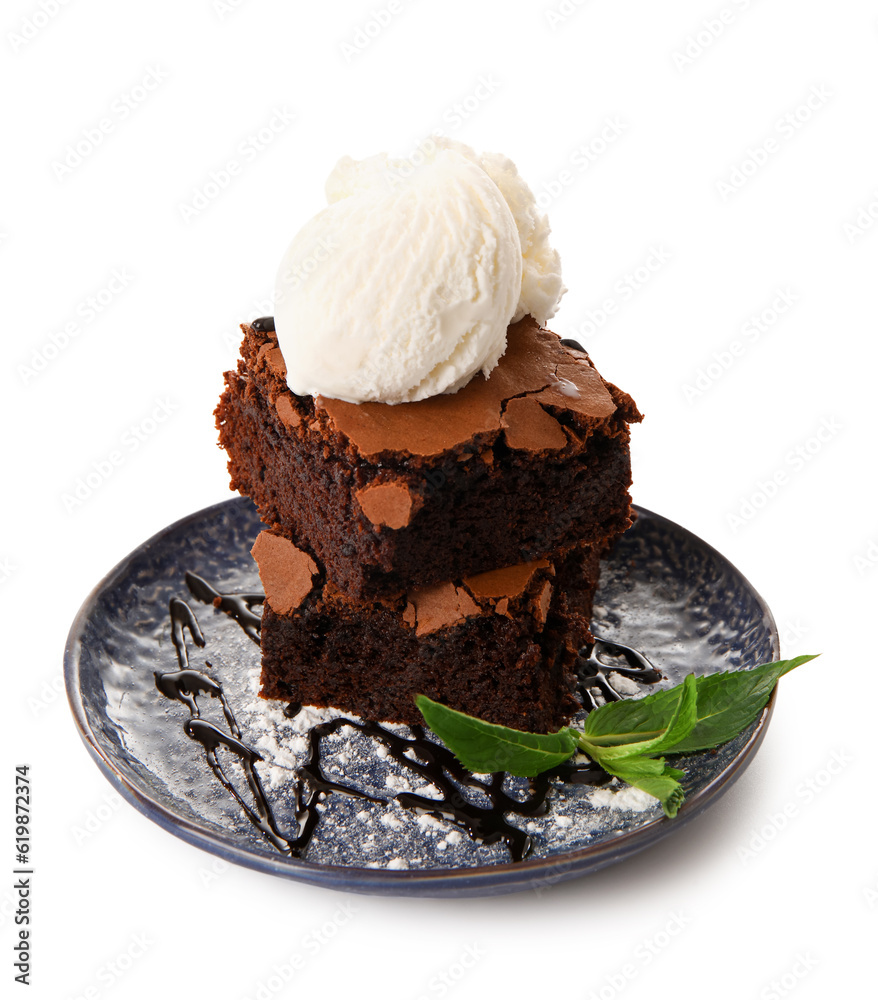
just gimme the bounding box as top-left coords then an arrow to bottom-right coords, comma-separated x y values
13,765 -> 32,986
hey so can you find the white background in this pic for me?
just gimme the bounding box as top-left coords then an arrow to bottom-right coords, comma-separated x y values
3,0 -> 876,997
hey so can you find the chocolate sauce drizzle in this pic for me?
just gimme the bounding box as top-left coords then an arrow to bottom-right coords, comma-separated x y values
300,717 -> 612,861
155,575 -> 661,863
577,637 -> 664,711
185,571 -> 262,643
159,599 -> 294,853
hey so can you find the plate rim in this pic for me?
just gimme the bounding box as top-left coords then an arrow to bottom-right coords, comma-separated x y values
64,498 -> 780,897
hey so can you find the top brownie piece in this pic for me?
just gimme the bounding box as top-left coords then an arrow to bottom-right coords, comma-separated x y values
216,316 -> 641,601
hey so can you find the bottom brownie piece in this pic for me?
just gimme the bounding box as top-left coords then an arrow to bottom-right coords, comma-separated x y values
252,531 -> 603,731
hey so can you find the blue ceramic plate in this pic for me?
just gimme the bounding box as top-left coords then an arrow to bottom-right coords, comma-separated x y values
65,499 -> 778,897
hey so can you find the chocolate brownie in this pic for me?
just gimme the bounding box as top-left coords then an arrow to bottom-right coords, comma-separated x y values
217,316 -> 641,601
252,530 -> 603,731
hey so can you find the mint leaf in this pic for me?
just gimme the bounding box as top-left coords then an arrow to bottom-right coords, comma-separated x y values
578,674 -> 697,817
414,696 -> 578,777
582,684 -> 684,747
665,654 -> 817,753
585,750 -> 687,818
581,673 -> 698,761
582,656 -> 816,752
622,765 -> 686,818
414,656 -> 817,819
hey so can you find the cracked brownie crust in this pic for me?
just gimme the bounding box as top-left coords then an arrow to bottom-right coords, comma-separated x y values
216,316 -> 641,601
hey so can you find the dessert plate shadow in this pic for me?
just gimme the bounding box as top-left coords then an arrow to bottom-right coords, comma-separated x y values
65,498 -> 779,898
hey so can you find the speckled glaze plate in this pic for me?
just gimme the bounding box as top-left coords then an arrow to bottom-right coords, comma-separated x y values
65,498 -> 779,897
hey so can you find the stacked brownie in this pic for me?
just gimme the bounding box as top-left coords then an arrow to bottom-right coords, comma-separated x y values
216,316 -> 641,731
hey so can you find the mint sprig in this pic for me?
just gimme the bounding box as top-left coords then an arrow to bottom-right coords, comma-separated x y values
415,655 -> 816,818
413,697 -> 579,776
591,755 -> 687,818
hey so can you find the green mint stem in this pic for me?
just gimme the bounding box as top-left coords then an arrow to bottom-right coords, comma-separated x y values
414,655 -> 817,819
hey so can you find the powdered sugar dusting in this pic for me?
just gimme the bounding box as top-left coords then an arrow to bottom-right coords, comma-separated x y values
608,671 -> 642,696
588,782 -> 656,812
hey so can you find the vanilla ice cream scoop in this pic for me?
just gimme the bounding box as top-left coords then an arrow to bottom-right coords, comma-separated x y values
274,139 -> 565,404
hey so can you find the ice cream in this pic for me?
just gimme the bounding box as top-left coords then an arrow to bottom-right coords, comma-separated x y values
274,138 -> 565,404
